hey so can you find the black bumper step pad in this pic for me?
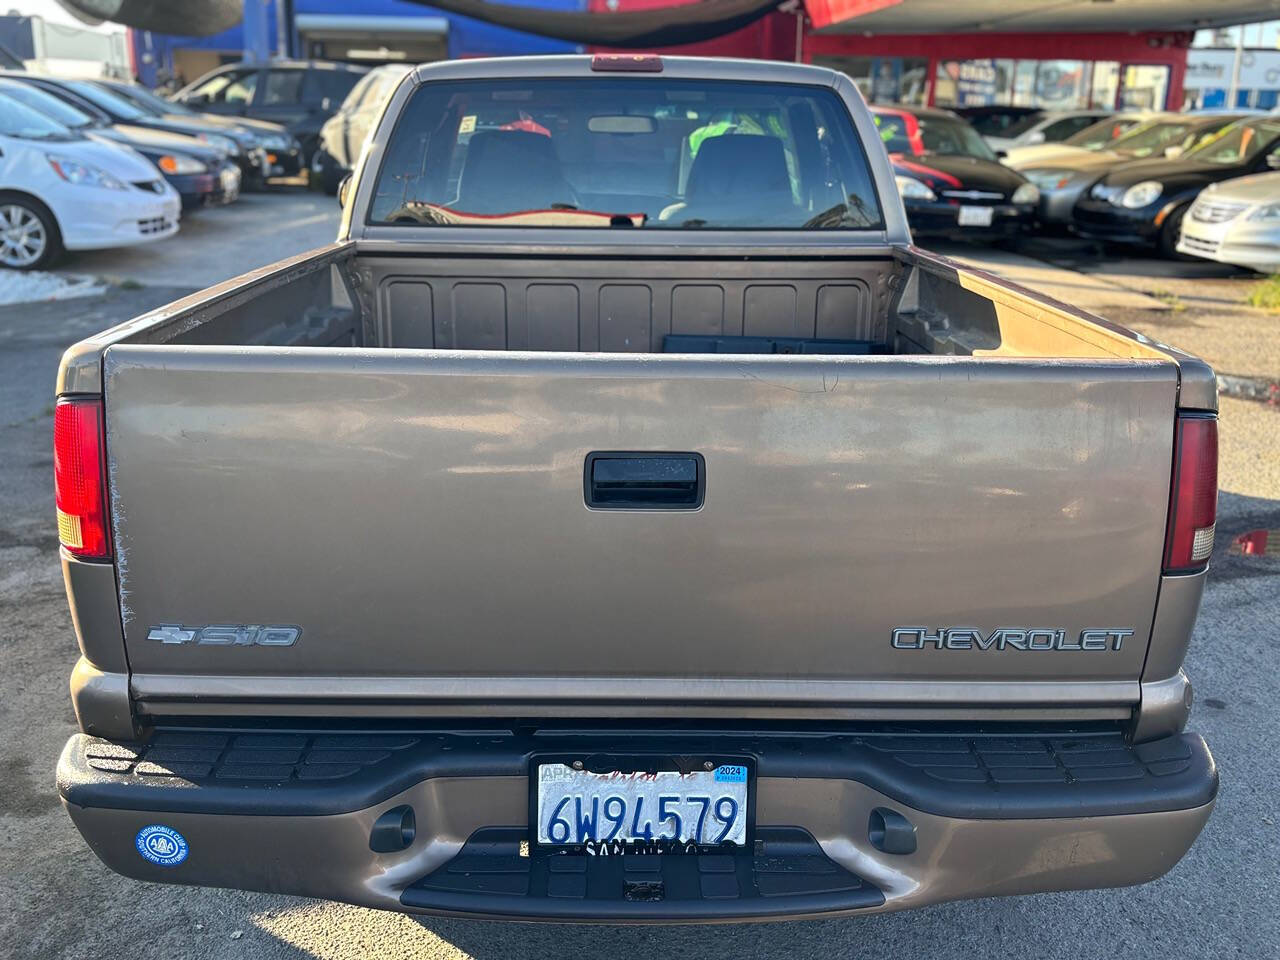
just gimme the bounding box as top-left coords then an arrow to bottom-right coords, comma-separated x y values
60,728 -> 1217,821
401,826 -> 883,920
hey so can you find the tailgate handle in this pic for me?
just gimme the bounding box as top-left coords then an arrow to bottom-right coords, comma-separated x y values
585,452 -> 705,510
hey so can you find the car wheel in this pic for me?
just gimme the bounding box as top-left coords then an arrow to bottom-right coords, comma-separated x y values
0,196 -> 61,270
1159,203 -> 1193,260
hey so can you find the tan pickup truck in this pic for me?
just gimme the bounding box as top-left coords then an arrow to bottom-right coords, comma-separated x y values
54,55 -> 1218,922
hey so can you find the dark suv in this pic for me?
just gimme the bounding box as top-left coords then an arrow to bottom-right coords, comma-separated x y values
173,59 -> 368,173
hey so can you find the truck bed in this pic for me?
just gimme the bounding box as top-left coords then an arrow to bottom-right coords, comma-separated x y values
76,240 -> 1201,363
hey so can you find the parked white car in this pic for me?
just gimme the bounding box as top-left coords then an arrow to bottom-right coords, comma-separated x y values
0,90 -> 179,269
1178,172 -> 1280,273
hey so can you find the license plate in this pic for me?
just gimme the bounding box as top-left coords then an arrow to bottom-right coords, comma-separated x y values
220,168 -> 240,201
534,761 -> 750,847
958,205 -> 994,227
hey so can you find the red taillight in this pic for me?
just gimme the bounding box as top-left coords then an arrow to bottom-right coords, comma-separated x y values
1163,414 -> 1217,573
54,398 -> 111,560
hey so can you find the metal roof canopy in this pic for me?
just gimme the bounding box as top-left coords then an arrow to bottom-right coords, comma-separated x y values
808,0 -> 1280,33
293,14 -> 450,38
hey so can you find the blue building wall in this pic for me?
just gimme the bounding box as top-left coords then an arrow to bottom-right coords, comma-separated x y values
132,0 -> 583,86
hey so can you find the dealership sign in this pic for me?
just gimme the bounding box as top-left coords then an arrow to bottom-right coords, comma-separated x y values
1186,48 -> 1280,89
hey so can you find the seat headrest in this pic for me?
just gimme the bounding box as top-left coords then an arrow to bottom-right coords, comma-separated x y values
684,135 -> 791,204
455,129 -> 569,214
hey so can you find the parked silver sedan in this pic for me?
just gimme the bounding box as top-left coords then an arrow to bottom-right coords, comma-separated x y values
1178,172 -> 1280,273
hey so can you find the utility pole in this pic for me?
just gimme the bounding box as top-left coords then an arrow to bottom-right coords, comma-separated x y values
243,0 -> 271,64
276,0 -> 293,58
1227,25 -> 1243,109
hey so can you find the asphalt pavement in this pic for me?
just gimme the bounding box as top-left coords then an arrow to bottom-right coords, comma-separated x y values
2,194 -> 1278,959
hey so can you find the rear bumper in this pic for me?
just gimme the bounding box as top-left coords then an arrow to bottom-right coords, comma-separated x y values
169,164 -> 240,210
1071,199 -> 1161,244
904,200 -> 1035,240
1038,181 -> 1090,224
58,726 -> 1216,922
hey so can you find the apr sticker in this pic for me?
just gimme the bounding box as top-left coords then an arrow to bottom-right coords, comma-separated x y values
135,825 -> 188,867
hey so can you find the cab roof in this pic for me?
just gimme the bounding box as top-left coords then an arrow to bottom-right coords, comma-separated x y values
412,55 -> 843,88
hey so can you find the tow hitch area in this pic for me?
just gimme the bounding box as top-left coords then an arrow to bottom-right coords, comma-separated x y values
402,826 -> 882,920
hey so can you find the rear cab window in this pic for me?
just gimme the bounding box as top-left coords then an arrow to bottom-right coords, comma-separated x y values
367,77 -> 884,230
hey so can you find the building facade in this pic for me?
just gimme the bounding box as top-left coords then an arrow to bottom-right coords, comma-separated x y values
129,0 -> 1280,115
588,0 -> 1191,111
130,0 -> 583,89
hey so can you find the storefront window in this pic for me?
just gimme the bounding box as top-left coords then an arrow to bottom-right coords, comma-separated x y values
813,56 -> 929,105
933,59 -> 1015,106
1035,61 -> 1089,109
1091,62 -> 1120,109
1011,61 -> 1037,106
1120,65 -> 1170,111
933,58 -> 1168,111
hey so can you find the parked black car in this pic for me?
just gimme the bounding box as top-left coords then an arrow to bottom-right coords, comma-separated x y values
311,63 -> 412,193
0,72 -> 268,188
872,105 -> 1040,240
94,79 -> 300,183
1072,116 -> 1280,255
173,60 -> 368,172
0,76 -> 240,209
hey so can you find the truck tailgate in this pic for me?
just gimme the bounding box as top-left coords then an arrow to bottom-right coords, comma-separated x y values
103,347 -> 1177,714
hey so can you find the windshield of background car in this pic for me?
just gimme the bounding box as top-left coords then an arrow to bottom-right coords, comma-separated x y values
1064,116 -> 1142,149
368,78 -> 884,229
114,83 -> 195,116
1187,119 -> 1280,165
872,110 -> 995,161
999,113 -> 1050,139
340,72 -> 378,111
964,110 -> 1042,137
0,92 -> 74,140
65,81 -> 150,121
1108,120 -> 1194,157
0,82 -> 93,129
917,115 -> 996,160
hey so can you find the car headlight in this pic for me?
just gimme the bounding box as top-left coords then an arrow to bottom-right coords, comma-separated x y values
197,132 -> 238,156
1024,169 -> 1073,190
895,176 -> 936,202
46,154 -> 126,190
154,153 -> 208,175
1011,183 -> 1041,205
1117,180 -> 1163,209
1246,202 -> 1280,222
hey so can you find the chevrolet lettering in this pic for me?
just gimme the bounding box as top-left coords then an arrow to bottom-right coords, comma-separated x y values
891,627 -> 1135,651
